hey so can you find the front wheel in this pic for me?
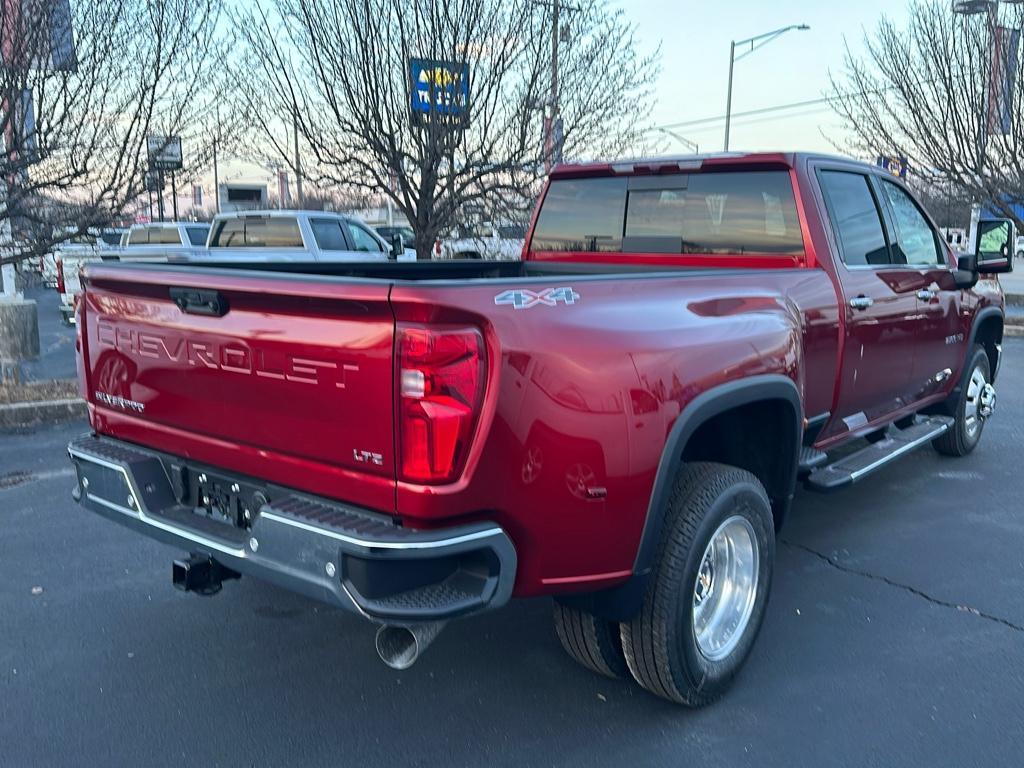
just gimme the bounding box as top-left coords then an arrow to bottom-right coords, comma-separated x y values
933,345 -> 994,457
621,462 -> 774,706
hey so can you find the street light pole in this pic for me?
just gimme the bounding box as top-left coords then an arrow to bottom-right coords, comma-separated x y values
724,40 -> 736,152
723,24 -> 810,151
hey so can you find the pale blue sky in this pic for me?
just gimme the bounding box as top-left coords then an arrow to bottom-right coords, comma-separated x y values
622,0 -> 909,154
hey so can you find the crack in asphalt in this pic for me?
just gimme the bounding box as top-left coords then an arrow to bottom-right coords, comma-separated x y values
781,539 -> 1024,634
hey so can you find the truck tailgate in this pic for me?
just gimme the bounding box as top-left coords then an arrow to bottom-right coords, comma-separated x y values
80,264 -> 396,511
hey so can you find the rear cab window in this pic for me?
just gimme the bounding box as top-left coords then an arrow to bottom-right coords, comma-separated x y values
529,171 -> 804,258
127,229 -> 149,246
149,227 -> 183,245
210,217 -> 304,248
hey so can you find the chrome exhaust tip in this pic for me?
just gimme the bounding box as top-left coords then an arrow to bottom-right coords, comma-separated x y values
374,621 -> 446,670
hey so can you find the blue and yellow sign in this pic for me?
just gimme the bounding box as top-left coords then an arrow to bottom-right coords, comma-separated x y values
408,58 -> 470,127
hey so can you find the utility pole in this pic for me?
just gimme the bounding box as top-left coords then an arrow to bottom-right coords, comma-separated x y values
550,0 -> 561,165
171,171 -> 179,220
293,110 -> 303,208
212,135 -> 220,214
157,169 -> 165,221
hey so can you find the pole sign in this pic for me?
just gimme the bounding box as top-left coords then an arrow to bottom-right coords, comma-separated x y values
876,155 -> 908,179
147,136 -> 183,171
408,58 -> 470,127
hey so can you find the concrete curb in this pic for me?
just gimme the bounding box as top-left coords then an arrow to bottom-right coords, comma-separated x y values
0,398 -> 86,430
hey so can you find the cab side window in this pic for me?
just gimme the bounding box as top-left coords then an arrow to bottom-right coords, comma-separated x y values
879,180 -> 943,266
311,219 -> 348,251
819,170 -> 891,266
346,222 -> 383,252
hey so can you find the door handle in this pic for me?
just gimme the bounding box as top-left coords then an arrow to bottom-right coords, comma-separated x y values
849,296 -> 874,310
916,288 -> 938,301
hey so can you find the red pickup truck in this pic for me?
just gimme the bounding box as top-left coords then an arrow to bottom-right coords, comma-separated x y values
68,152 -> 1011,705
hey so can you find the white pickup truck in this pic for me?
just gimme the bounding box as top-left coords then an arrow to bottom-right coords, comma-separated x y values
57,222 -> 210,323
439,223 -> 526,260
41,228 -> 126,288
201,210 -> 403,262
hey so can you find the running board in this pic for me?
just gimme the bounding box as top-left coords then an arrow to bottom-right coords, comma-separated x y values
804,416 -> 953,493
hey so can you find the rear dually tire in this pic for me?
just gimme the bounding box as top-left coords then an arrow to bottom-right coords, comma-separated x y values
621,462 -> 774,706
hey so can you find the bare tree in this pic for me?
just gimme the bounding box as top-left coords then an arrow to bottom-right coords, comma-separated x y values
830,0 -> 1024,229
0,0 -> 230,267
236,0 -> 658,259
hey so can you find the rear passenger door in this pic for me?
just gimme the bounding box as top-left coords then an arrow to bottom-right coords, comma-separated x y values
816,167 -> 922,438
309,218 -> 364,261
876,178 -> 966,400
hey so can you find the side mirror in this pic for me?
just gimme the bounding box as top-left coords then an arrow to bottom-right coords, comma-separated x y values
954,253 -> 978,289
975,218 -> 1015,274
390,233 -> 404,260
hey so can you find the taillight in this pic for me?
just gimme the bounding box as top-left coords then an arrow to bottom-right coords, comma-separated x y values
55,258 -> 65,294
397,325 -> 485,484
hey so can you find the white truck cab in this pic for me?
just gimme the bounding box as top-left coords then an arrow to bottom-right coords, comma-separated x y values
203,210 -> 399,262
123,221 -> 211,257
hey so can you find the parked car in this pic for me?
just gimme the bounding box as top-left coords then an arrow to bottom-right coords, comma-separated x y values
67,152 -> 1009,706
439,222 -> 526,260
202,210 -> 399,262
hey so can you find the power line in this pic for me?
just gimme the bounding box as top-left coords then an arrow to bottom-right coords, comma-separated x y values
649,80 -> 922,134
649,96 -> 836,132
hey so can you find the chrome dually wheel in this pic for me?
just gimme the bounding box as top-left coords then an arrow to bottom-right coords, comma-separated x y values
692,515 -> 759,662
934,345 -> 993,457
964,365 -> 995,440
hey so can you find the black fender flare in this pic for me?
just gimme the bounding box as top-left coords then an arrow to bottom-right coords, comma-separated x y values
932,306 -> 1006,418
632,374 -> 802,574
558,374 -> 802,622
966,306 -> 1004,381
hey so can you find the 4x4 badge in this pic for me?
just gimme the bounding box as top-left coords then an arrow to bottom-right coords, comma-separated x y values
494,287 -> 580,310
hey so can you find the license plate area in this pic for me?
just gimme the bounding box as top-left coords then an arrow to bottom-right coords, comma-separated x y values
173,465 -> 265,531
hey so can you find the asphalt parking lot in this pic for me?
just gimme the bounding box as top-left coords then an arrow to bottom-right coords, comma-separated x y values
2,344 -> 1023,767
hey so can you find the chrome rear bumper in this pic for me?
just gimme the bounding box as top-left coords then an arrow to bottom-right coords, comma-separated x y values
68,434 -> 516,622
